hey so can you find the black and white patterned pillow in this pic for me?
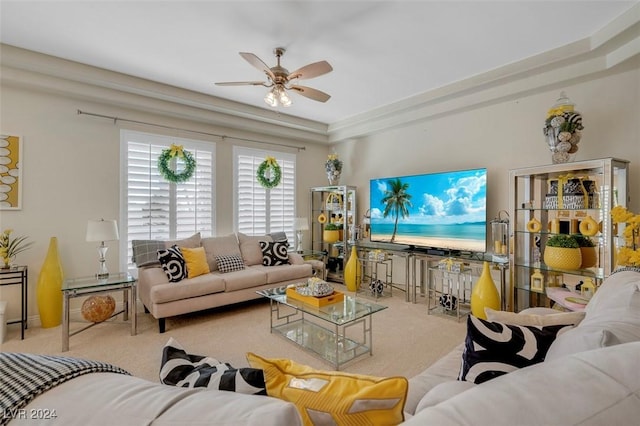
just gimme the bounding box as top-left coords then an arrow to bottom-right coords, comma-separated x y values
157,245 -> 187,282
459,315 -> 572,384
215,254 -> 245,273
259,241 -> 290,266
160,338 -> 266,395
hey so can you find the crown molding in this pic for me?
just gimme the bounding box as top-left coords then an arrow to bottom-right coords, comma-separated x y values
0,44 -> 330,145
327,3 -> 640,142
1,4 -> 638,146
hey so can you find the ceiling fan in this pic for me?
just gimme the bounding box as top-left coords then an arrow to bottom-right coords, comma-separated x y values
215,47 -> 333,107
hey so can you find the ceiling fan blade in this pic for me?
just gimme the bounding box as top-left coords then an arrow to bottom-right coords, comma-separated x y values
289,85 -> 331,103
215,81 -> 267,86
239,52 -> 275,80
289,61 -> 333,80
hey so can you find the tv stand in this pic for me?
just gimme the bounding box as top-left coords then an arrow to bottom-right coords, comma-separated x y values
355,240 -> 507,310
426,248 -> 447,256
411,251 -> 508,312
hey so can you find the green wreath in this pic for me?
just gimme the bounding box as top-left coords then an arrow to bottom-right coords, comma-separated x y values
256,156 -> 281,189
158,144 -> 196,183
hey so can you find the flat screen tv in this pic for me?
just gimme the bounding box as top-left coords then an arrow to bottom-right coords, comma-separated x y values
369,168 -> 487,253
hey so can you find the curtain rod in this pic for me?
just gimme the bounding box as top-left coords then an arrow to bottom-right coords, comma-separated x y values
76,109 -> 306,152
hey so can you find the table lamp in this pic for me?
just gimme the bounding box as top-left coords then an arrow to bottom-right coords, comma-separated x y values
86,219 -> 119,279
294,217 -> 309,252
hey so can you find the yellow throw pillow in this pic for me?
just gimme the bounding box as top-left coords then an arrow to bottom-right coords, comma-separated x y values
180,246 -> 210,279
246,352 -> 407,426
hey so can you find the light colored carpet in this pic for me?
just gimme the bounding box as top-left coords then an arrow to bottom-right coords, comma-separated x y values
0,286 -> 467,382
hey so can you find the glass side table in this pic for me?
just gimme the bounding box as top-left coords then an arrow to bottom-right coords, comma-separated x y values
61,272 -> 137,351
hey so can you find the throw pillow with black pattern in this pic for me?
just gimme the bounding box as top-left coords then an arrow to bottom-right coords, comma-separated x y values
157,245 -> 187,282
160,338 -> 266,395
459,315 -> 572,384
259,241 -> 290,266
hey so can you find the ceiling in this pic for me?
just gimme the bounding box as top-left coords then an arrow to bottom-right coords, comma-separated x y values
1,1 -> 638,126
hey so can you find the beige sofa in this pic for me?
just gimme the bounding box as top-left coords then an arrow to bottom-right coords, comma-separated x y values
134,232 -> 313,333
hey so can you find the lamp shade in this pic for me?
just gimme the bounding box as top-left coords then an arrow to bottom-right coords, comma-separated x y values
295,217 -> 309,231
86,219 -> 119,242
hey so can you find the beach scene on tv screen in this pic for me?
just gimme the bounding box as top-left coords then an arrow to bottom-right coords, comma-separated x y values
370,168 -> 487,252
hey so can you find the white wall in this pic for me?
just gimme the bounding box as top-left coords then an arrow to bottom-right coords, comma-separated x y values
0,55 -> 638,326
0,84 -> 328,322
335,67 -> 640,226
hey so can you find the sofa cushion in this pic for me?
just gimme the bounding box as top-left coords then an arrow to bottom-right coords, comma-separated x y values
160,338 -> 266,395
180,246 -> 210,279
165,232 -> 202,249
237,233 -> 272,266
584,269 -> 640,321
261,264 -> 313,284
20,372 -> 303,426
485,307 -> 585,327
260,241 -> 290,266
202,234 -> 241,271
216,254 -> 246,273
268,231 -> 288,243
405,343 -> 465,416
148,273 -> 226,304
546,269 -> 640,361
157,245 -> 188,282
404,342 -> 640,425
246,352 -> 408,426
221,268 -> 268,292
545,325 -> 621,361
132,233 -> 201,267
132,240 -> 165,267
414,380 -> 476,413
459,315 -> 571,384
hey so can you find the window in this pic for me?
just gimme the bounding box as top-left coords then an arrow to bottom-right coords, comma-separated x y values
121,130 -> 215,272
234,147 -> 296,240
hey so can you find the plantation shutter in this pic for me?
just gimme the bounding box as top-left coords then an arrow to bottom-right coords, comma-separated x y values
121,130 -> 215,272
234,147 -> 296,240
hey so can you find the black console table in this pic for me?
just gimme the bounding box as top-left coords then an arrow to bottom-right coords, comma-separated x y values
0,265 -> 28,339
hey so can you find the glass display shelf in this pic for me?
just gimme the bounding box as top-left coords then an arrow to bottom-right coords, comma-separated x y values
509,158 -> 629,312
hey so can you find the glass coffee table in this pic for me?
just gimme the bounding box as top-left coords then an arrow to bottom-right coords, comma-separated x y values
257,286 -> 387,370
62,273 -> 137,351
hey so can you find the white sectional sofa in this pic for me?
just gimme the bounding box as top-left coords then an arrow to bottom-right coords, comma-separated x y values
133,232 -> 313,332
404,268 -> 640,424
5,269 -> 639,425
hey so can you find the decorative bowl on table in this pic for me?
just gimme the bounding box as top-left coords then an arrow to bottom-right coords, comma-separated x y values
296,278 -> 334,297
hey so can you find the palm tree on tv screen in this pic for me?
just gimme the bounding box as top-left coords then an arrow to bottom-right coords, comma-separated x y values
381,178 -> 412,242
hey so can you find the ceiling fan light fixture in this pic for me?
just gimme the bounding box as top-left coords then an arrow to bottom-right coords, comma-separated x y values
219,48 -> 331,107
278,87 -> 292,107
264,88 -> 278,107
264,84 -> 292,108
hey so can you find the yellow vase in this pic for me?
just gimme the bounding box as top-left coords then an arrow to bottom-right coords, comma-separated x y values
344,246 -> 362,292
37,237 -> 64,328
470,261 -> 500,319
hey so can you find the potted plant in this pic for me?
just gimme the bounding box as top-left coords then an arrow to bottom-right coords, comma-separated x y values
543,234 -> 582,270
573,234 -> 597,268
323,223 -> 340,243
